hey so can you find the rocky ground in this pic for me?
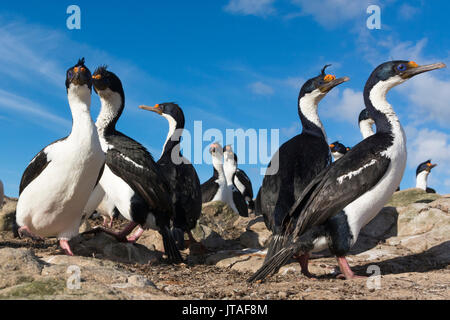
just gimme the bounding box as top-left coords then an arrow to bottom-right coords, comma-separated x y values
0,189 -> 448,300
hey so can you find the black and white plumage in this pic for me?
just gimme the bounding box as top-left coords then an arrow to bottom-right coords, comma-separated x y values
83,189 -> 119,228
329,141 -> 349,161
255,66 -> 348,262
223,145 -> 255,212
223,145 -> 249,217
358,109 -> 375,139
15,58 -> 105,256
87,67 -> 182,263
416,160 -> 437,193
249,60 -> 446,282
139,103 -> 202,250
201,143 -> 247,216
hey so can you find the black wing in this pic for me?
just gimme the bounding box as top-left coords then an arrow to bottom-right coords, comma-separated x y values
19,137 -> 67,195
283,133 -> 393,238
235,169 -> 253,199
201,177 -> 219,203
105,133 -> 173,224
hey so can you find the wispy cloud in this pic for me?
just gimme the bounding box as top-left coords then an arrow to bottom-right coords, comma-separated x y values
224,0 -> 276,17
0,88 -> 71,131
249,81 -> 274,95
322,88 -> 364,123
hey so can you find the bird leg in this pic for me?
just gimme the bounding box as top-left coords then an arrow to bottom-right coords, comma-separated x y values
127,226 -> 145,243
18,226 -> 44,242
108,217 -> 114,229
186,231 -> 208,254
59,239 -> 74,256
336,256 -> 366,280
83,222 -> 138,242
295,253 -> 317,279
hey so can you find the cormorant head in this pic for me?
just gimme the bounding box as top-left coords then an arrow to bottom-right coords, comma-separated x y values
92,66 -> 124,97
329,141 -> 348,155
358,109 -> 374,125
223,145 -> 238,164
299,65 -> 350,101
416,160 -> 437,176
209,142 -> 224,158
365,61 -> 446,93
65,58 -> 92,91
139,102 -> 185,129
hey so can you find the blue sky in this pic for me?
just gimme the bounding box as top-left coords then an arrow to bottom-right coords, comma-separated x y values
0,0 -> 449,198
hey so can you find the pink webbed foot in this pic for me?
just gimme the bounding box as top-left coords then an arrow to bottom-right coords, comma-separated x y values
127,227 -> 144,243
295,253 -> 318,280
18,226 -> 44,242
336,256 -> 367,280
59,239 -> 74,256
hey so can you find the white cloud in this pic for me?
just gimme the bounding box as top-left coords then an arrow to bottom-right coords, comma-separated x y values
281,121 -> 301,138
0,88 -> 71,130
405,126 -> 450,192
249,81 -> 275,95
224,0 -> 276,17
322,88 -> 364,123
291,0 -> 374,27
398,4 -> 420,20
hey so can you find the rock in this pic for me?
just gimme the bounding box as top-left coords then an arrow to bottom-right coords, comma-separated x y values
69,232 -> 162,265
0,197 -> 17,232
239,216 -> 271,249
136,230 -> 162,252
0,248 -> 43,290
360,207 -> 398,240
206,249 -> 266,273
192,202 -> 244,250
386,188 -> 440,207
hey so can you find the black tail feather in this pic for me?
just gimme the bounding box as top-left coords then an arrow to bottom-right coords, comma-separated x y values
264,234 -> 287,263
160,226 -> 183,264
248,246 -> 295,283
171,227 -> 186,250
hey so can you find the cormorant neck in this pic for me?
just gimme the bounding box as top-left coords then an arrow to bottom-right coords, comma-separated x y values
67,85 -> 95,137
298,91 -> 327,140
161,114 -> 184,159
95,88 -> 124,137
212,154 -> 225,181
223,157 -> 237,187
416,171 -> 429,190
364,76 -> 405,134
359,119 -> 375,139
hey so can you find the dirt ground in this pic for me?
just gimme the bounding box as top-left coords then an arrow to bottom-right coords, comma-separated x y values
1,221 -> 448,300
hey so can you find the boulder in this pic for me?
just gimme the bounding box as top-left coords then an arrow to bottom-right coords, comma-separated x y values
239,216 -> 271,249
0,197 -> 17,232
386,188 -> 440,207
69,232 -> 162,265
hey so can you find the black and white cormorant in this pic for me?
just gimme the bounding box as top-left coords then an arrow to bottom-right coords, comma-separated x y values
329,141 -> 349,161
201,142 -> 246,215
416,160 -> 437,193
249,60 -> 446,282
15,58 -> 105,256
139,103 -> 202,250
83,191 -> 119,228
255,66 -> 349,261
223,145 -> 255,212
223,145 -> 249,217
85,66 -> 182,263
358,109 -> 375,139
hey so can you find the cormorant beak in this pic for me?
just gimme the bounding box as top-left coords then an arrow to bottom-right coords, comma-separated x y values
427,163 -> 438,171
401,62 -> 446,79
319,76 -> 350,93
139,104 -> 163,115
329,144 -> 335,149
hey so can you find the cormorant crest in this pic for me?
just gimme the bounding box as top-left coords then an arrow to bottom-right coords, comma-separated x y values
76,57 -> 86,67
321,64 -> 332,75
94,65 -> 109,75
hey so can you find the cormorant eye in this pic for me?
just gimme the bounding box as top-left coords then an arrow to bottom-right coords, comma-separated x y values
397,64 -> 407,72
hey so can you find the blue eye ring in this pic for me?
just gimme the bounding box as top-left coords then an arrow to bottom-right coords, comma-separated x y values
397,64 -> 407,72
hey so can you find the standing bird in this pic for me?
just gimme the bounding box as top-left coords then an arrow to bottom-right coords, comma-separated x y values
416,160 -> 437,193
139,103 -> 202,250
223,145 -> 249,217
201,143 -> 246,215
86,66 -> 182,263
255,66 -> 349,261
223,145 -> 255,213
358,109 -> 375,139
83,190 -> 119,228
329,141 -> 349,161
15,58 -> 105,256
249,60 -> 446,282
